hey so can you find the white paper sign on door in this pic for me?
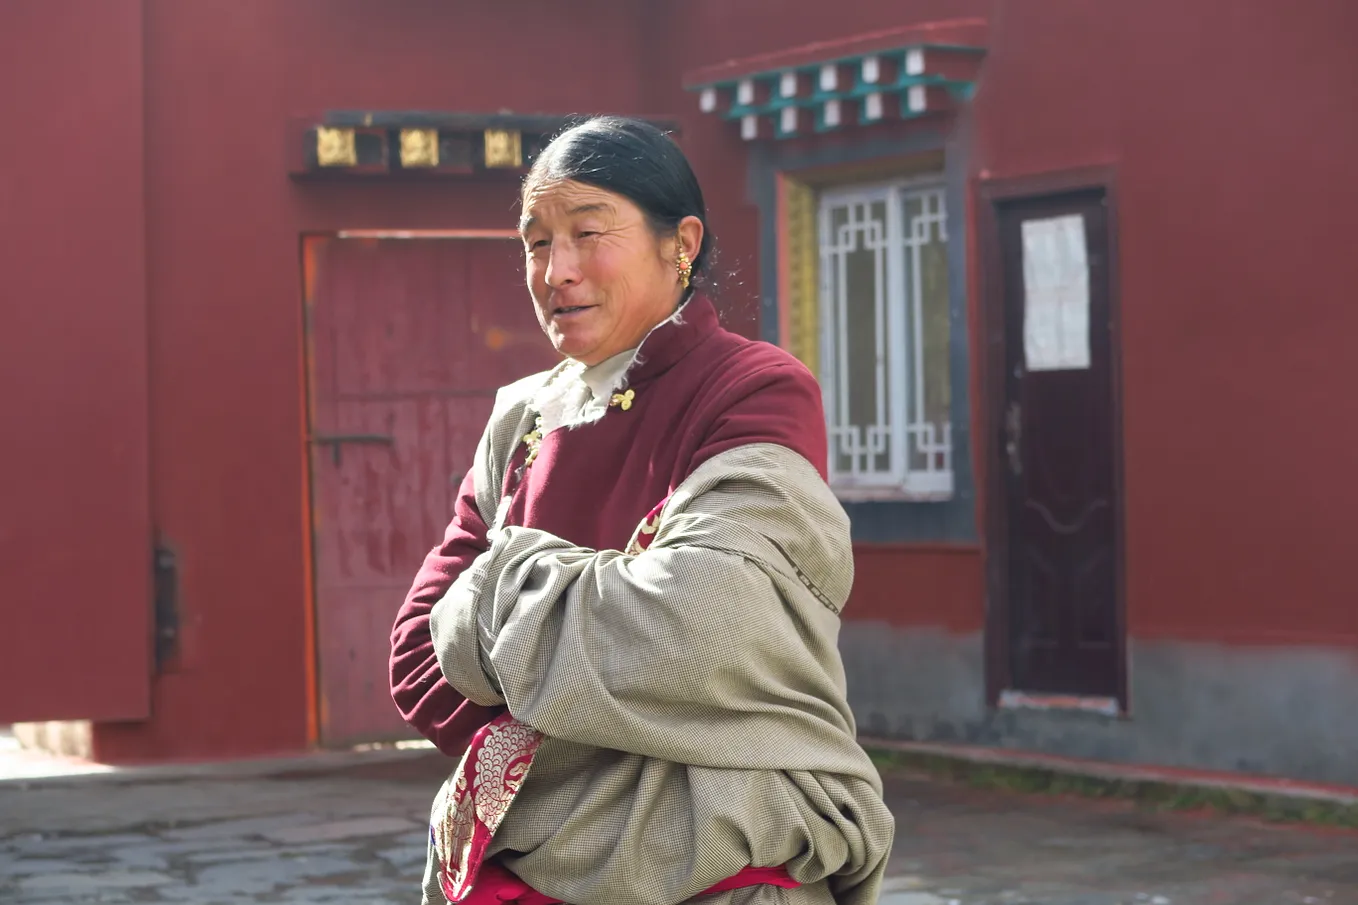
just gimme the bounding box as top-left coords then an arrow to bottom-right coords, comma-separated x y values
1021,214 -> 1090,371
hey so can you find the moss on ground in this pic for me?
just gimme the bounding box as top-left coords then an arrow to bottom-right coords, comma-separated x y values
867,747 -> 1358,829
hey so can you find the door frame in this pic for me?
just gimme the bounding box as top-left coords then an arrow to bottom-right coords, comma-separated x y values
975,165 -> 1129,713
297,228 -> 520,747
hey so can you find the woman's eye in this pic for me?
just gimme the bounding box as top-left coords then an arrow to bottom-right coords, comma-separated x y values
529,239 -> 549,250
578,231 -> 597,239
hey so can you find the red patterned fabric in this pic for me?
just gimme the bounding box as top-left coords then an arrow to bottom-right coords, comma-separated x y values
432,711 -> 544,903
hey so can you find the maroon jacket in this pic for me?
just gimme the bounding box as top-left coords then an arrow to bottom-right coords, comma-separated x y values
389,295 -> 828,755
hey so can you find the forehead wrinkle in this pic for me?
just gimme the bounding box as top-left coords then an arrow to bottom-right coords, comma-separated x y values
519,200 -> 615,236
568,203 -> 611,217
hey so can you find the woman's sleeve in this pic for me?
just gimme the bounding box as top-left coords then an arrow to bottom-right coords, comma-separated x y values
388,467 -> 500,756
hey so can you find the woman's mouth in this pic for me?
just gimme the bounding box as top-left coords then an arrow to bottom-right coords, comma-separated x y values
553,305 -> 593,317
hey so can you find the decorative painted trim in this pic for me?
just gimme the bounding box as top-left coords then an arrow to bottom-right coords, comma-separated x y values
288,112 -> 683,179
483,129 -> 523,169
685,18 -> 987,85
775,173 -> 792,350
398,128 -> 440,168
687,36 -> 984,142
777,175 -> 819,373
316,127 -> 357,167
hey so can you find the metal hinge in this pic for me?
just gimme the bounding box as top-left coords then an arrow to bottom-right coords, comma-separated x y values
153,540 -> 179,673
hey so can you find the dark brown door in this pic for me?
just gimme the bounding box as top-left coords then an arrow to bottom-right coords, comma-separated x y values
303,235 -> 558,746
995,189 -> 1121,700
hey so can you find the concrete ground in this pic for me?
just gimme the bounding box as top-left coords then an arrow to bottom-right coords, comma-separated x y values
0,736 -> 1354,905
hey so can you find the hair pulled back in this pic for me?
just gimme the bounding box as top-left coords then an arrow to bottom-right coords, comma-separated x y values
522,116 -> 716,292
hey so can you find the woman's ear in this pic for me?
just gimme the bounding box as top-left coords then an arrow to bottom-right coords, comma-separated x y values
676,215 -> 704,262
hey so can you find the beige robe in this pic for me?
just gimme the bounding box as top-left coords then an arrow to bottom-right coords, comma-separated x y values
424,379 -> 894,905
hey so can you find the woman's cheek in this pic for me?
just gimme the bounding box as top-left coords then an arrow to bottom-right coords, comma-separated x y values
525,258 -> 546,293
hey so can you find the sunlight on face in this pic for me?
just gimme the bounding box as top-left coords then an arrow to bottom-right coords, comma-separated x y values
519,180 -> 682,366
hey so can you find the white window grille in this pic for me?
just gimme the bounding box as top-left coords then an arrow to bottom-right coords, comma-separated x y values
818,179 -> 953,500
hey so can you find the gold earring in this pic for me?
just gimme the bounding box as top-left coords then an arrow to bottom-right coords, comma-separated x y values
676,252 -> 692,290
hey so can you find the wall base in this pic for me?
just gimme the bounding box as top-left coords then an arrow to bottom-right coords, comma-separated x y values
842,622 -> 1358,787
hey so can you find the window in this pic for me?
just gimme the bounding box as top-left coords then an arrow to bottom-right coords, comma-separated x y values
813,179 -> 953,500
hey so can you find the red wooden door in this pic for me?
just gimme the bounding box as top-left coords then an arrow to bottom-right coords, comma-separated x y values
994,189 -> 1123,702
304,235 -> 556,746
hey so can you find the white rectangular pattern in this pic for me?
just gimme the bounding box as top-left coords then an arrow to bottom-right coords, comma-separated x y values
817,181 -> 953,500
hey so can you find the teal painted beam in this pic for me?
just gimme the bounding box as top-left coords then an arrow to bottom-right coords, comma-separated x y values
720,77 -> 974,121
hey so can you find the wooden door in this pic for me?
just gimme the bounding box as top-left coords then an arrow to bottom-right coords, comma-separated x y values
303,235 -> 556,746
990,189 -> 1123,702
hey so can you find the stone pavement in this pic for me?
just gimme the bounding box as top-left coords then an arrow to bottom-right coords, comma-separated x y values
1,740 -> 1354,905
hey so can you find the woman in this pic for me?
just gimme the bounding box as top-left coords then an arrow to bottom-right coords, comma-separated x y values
390,116 -> 893,905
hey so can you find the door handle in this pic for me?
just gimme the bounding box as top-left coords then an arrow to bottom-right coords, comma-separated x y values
1004,401 -> 1022,477
309,433 -> 394,466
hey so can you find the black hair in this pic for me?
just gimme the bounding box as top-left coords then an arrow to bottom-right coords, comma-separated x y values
522,116 -> 716,292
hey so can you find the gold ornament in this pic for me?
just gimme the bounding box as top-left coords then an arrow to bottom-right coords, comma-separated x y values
484,129 -> 523,169
676,252 -> 692,290
399,128 -> 439,168
316,127 -> 357,167
522,416 -> 544,467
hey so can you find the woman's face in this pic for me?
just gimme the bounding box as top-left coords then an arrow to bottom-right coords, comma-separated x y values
520,179 -> 696,367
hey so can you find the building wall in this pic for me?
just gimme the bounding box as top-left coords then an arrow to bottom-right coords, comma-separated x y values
8,0 -> 1357,779
107,0 -> 995,763
0,0 -> 153,723
90,0 -> 654,761
958,0 -> 1358,783
979,1 -> 1357,620
662,0 -> 1358,783
971,0 -> 1358,645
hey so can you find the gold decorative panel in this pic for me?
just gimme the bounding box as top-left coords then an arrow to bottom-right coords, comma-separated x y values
483,129 -> 523,169
315,127 -> 357,167
399,129 -> 440,168
783,177 -> 819,376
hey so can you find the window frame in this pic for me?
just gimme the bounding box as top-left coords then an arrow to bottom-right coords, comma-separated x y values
751,133 -> 977,543
815,175 -> 955,502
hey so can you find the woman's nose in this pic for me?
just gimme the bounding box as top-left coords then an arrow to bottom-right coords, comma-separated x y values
545,243 -> 581,288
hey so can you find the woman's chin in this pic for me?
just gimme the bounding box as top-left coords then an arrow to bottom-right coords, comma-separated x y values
548,331 -> 599,363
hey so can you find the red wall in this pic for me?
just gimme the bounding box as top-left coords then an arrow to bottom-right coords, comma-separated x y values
92,0 -> 656,762
0,1 -> 152,722
850,548 -> 984,632
10,0 -> 1356,762
968,0 -> 1358,645
662,0 -> 1358,646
